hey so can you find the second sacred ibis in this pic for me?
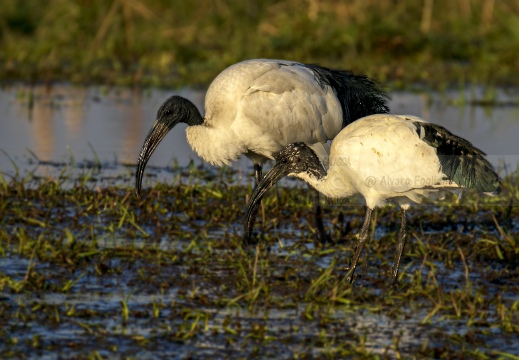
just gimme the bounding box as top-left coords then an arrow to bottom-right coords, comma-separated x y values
245,114 -> 501,284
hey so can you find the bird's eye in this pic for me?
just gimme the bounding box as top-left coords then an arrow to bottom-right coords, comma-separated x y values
165,110 -> 172,116
281,158 -> 288,164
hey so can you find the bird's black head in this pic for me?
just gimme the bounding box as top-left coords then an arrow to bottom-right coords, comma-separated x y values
156,95 -> 203,128
135,96 -> 203,196
275,142 -> 326,179
244,142 -> 326,239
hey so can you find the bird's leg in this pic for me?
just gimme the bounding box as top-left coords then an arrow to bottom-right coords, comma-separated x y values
243,164 -> 263,246
254,164 -> 263,186
391,209 -> 407,284
309,184 -> 329,244
345,207 -> 373,283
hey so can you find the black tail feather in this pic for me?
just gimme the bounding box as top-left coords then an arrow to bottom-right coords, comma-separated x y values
414,121 -> 501,193
303,64 -> 390,127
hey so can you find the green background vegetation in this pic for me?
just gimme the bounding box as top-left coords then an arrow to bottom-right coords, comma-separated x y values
1,0 -> 518,88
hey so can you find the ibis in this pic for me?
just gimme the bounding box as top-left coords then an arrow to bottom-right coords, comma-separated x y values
245,114 -> 501,284
136,59 -> 389,241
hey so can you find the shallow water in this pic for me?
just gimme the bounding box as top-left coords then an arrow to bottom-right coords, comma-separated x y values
2,236 -> 518,358
1,84 -> 518,358
1,84 -> 518,185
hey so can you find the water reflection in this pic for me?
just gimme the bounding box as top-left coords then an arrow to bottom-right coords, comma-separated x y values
31,90 -> 56,161
1,85 -> 518,181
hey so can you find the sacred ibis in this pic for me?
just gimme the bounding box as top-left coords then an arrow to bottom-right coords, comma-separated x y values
136,59 -> 389,241
245,114 -> 501,284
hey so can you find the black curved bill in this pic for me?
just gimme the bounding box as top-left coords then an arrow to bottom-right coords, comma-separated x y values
245,162 -> 290,239
135,121 -> 171,196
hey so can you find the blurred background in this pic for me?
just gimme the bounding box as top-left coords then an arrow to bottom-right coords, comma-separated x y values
1,0 -> 518,88
1,0 -> 518,182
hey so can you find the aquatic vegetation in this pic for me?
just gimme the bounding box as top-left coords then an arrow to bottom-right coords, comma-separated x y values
0,165 -> 518,358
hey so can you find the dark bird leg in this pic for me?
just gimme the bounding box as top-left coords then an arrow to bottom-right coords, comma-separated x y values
345,207 -> 373,283
391,209 -> 407,284
244,164 -> 263,246
309,185 -> 329,244
254,164 -> 263,186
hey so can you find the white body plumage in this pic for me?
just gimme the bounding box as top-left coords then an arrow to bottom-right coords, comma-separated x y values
302,114 -> 468,209
186,59 -> 346,167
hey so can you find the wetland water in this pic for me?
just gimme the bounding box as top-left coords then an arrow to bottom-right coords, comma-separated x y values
1,84 -> 519,182
1,84 -> 519,358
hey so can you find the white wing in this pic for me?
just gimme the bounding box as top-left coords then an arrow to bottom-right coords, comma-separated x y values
241,63 -> 342,145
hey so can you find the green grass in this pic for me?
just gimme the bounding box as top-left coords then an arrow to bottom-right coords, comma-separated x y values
0,166 -> 518,357
1,0 -> 519,89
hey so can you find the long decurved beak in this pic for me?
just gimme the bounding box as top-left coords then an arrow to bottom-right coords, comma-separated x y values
245,162 -> 290,239
135,120 -> 172,196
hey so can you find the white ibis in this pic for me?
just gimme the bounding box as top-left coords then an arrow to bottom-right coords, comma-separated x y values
136,59 -> 389,241
245,114 -> 501,284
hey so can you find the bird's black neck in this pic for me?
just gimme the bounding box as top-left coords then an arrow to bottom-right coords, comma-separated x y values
310,162 -> 327,180
183,100 -> 204,126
